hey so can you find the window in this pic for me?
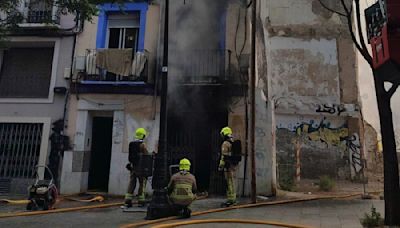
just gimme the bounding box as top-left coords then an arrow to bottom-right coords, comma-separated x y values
96,3 -> 148,50
103,13 -> 140,80
0,47 -> 54,98
108,28 -> 139,49
107,13 -> 140,50
27,0 -> 54,23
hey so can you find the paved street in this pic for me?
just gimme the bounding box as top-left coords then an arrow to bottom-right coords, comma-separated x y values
0,198 -> 384,228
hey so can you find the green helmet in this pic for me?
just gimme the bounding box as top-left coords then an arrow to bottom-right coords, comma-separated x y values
179,158 -> 191,171
135,128 -> 147,140
220,127 -> 233,137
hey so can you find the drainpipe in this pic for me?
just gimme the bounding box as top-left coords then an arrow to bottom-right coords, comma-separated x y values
65,12 -> 84,125
146,0 -> 171,220
250,0 -> 257,203
63,33 -> 77,130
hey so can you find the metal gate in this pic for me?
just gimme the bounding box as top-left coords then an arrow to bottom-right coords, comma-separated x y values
0,123 -> 43,179
167,117 -> 226,195
166,85 -> 228,195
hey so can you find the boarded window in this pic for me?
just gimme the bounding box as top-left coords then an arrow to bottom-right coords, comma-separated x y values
0,123 -> 43,179
0,47 -> 54,98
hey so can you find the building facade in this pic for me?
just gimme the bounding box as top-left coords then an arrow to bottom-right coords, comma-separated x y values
0,0 -> 364,197
60,2 -> 161,195
60,0 -> 251,196
255,0 -> 364,193
0,0 -> 75,194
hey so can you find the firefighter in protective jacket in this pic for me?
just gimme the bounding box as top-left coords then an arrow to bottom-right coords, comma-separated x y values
124,128 -> 149,208
168,158 -> 197,218
218,127 -> 237,206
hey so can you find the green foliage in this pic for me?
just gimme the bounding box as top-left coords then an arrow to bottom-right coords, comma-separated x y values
360,206 -> 384,228
0,0 -> 152,41
279,176 -> 295,191
278,167 -> 295,191
319,175 -> 335,191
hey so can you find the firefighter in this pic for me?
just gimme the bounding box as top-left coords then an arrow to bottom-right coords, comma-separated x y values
218,126 -> 237,207
167,158 -> 197,218
123,128 -> 149,208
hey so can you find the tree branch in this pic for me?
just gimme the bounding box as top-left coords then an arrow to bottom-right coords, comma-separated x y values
340,0 -> 373,68
354,0 -> 373,64
318,0 -> 347,17
387,83 -> 399,98
340,0 -> 351,15
317,0 -> 370,64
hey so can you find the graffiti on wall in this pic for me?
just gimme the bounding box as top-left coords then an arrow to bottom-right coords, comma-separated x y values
346,133 -> 363,176
294,118 -> 348,147
113,117 -> 124,144
277,117 -> 363,179
316,104 -> 346,116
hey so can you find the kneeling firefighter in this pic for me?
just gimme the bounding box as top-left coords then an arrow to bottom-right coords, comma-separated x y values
219,126 -> 241,207
167,158 -> 197,218
124,128 -> 149,208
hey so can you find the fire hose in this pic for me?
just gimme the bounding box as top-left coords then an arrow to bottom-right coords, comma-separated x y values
0,192 -> 379,227
120,192 -> 367,228
151,219 -> 314,228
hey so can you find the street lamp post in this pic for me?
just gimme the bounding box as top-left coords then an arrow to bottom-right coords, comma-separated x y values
146,0 -> 172,220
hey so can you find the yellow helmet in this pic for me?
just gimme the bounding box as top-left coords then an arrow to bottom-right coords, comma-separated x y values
220,127 -> 232,137
135,128 -> 147,140
179,158 -> 191,171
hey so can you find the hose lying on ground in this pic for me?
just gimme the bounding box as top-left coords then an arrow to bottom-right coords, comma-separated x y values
0,192 -> 374,223
151,219 -> 315,228
0,195 -> 105,205
0,202 -> 124,219
63,195 -> 105,203
0,199 -> 30,205
120,192 -> 364,228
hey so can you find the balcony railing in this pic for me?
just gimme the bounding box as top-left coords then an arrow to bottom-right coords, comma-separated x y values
20,0 -> 60,25
75,49 -> 150,84
169,49 -> 232,84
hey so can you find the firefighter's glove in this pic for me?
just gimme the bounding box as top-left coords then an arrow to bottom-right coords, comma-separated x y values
218,160 -> 225,171
126,163 -> 133,171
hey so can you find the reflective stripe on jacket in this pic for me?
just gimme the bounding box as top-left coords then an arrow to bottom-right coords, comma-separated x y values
168,171 -> 197,206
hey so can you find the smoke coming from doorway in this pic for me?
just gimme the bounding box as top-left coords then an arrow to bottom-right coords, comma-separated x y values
165,0 -> 244,193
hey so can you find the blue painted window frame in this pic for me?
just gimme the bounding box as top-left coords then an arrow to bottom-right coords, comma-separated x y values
96,2 -> 148,49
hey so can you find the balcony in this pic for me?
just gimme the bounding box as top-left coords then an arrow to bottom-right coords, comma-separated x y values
19,0 -> 60,27
77,48 -> 149,83
71,49 -> 153,94
169,49 -> 232,84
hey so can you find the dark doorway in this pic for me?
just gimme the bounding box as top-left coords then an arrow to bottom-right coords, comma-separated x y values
88,117 -> 113,192
167,86 -> 227,194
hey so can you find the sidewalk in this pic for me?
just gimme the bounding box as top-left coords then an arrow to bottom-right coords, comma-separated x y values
171,199 -> 384,228
0,195 -> 384,228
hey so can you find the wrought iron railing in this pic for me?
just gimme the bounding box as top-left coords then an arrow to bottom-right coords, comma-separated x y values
169,49 -> 232,84
26,0 -> 59,24
78,49 -> 150,83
